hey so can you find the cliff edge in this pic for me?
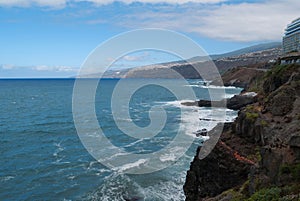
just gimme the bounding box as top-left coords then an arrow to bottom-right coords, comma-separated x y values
184,64 -> 300,201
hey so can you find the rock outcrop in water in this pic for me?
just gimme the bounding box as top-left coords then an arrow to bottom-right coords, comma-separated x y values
182,92 -> 257,110
184,64 -> 300,201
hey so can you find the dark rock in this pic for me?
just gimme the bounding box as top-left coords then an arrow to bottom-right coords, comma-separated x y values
197,94 -> 256,110
260,148 -> 283,183
181,101 -> 199,106
284,115 -> 293,123
289,135 -> 300,161
194,128 -> 208,137
227,94 -> 257,110
263,74 -> 287,94
265,86 -> 296,116
199,118 -> 215,121
260,147 -> 295,183
289,135 -> 300,148
262,65 -> 299,94
197,99 -> 226,108
233,110 -> 266,145
184,143 -> 252,201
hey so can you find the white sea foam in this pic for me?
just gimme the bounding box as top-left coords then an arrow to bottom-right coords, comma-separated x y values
53,141 -> 64,157
114,159 -> 148,173
158,100 -> 216,138
159,100 -> 199,109
160,100 -> 239,139
142,171 -> 187,201
87,169 -> 188,201
243,91 -> 257,97
200,85 -> 241,89
123,138 -> 146,148
115,117 -> 133,122
202,136 -> 210,140
67,175 -> 75,180
159,146 -> 185,162
159,153 -> 177,162
184,84 -> 200,87
86,173 -> 145,201
1,176 -> 14,182
224,93 -> 236,99
102,150 -> 129,161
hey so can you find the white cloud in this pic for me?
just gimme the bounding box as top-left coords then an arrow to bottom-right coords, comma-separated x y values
0,0 -> 227,7
195,0 -> 300,41
33,65 -> 78,72
122,52 -> 149,62
113,0 -> 300,42
1,64 -> 15,69
75,0 -> 228,5
0,0 -> 67,7
1,64 -> 78,73
1,0 -> 299,42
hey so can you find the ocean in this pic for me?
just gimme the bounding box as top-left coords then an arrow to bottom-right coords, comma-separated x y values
0,78 -> 242,200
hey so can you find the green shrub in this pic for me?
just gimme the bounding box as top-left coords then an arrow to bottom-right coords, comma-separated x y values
248,147 -> 262,162
280,164 -> 291,174
280,163 -> 300,181
220,189 -> 246,201
246,112 -> 259,121
260,119 -> 268,127
291,163 -> 300,181
247,187 -> 281,201
281,183 -> 300,195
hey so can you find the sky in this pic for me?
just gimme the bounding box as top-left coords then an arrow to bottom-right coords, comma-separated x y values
0,0 -> 299,78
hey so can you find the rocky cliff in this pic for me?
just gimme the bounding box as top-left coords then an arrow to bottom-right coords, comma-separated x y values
184,64 -> 300,201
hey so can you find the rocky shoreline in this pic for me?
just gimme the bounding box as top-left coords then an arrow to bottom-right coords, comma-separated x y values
183,64 -> 300,201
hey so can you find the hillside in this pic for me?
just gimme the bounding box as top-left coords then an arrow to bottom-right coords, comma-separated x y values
184,63 -> 300,201
77,42 -> 282,79
122,45 -> 281,79
210,42 -> 281,59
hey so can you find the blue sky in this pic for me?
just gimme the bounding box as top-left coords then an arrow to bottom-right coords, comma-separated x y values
0,0 -> 299,78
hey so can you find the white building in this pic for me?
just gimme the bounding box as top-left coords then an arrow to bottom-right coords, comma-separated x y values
283,18 -> 300,54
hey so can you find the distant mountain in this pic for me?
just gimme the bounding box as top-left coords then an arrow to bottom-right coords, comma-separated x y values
211,42 -> 282,59
78,42 -> 282,79
122,43 -> 282,79
187,42 -> 282,62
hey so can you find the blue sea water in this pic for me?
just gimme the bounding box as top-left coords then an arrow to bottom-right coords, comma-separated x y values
0,79 -> 242,201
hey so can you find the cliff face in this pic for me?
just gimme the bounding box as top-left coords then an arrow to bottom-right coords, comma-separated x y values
184,64 -> 300,201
